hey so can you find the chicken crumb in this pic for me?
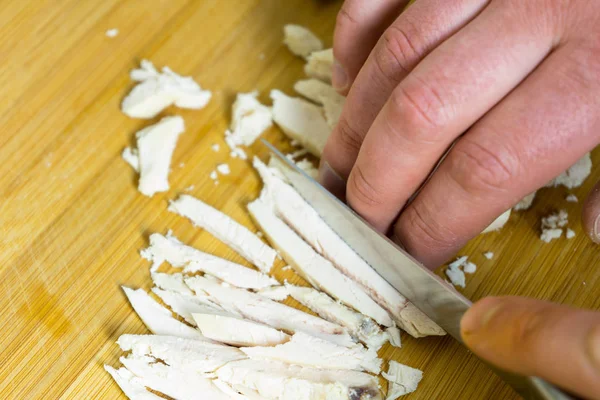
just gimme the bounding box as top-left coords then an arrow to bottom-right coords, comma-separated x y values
540,210 -> 568,243
184,185 -> 195,192
216,164 -> 231,175
541,228 -> 563,243
105,28 -> 119,38
210,171 -> 218,180
211,144 -> 220,152
483,251 -> 494,260
566,194 -> 578,203
566,228 -> 576,239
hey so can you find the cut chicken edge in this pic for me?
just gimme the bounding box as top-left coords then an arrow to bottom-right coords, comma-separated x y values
185,275 -> 355,347
256,157 -> 444,337
104,365 -> 163,400
283,24 -> 323,59
255,285 -> 288,301
117,334 -> 245,374
192,313 -> 290,347
168,195 -> 276,273
150,272 -> 192,295
216,359 -> 382,400
240,332 -> 382,374
304,48 -> 334,83
151,287 -> 223,325
119,354 -> 232,400
382,361 -> 423,400
121,286 -> 207,340
285,283 -> 388,351
248,196 -> 393,327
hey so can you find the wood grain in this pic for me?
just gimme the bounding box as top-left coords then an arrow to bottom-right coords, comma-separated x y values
0,1 -> 598,399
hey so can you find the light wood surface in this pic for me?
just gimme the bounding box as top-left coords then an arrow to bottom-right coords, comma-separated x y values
1,1 -> 599,399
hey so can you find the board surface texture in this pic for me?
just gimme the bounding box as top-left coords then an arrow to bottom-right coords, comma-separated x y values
0,1 -> 598,399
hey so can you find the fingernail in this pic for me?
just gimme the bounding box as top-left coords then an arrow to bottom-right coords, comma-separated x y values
461,299 -> 505,336
319,161 -> 346,200
593,215 -> 600,244
332,59 -> 348,91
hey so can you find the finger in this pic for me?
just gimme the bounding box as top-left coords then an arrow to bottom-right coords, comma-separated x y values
583,178 -> 600,244
333,0 -> 408,93
394,41 -> 600,267
346,1 -> 555,232
461,296 -> 600,400
320,0 -> 489,195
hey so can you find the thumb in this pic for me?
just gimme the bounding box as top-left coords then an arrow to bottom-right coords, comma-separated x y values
461,296 -> 600,400
583,178 -> 600,244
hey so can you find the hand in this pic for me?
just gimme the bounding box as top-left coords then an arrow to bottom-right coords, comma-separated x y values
320,0 -> 600,268
461,297 -> 600,400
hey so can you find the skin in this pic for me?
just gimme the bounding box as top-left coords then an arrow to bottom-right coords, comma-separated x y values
321,1 -> 600,397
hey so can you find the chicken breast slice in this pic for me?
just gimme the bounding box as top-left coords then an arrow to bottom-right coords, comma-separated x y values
151,287 -> 223,325
121,286 -> 207,340
104,365 -> 163,400
270,90 -> 330,157
192,313 -> 290,347
256,285 -> 289,301
185,275 -> 354,347
142,232 -> 278,289
382,361 -> 423,400
217,359 -> 382,400
117,334 -> 245,373
285,284 -> 388,350
120,354 -> 231,400
255,158 -> 444,337
168,196 -> 277,273
248,197 -> 393,327
241,332 -> 382,374
150,272 -> 193,295
135,116 -> 185,197
283,25 -> 323,58
227,91 -> 273,148
304,48 -> 333,83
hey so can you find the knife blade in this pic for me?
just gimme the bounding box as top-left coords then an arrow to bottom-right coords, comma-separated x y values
263,140 -> 575,400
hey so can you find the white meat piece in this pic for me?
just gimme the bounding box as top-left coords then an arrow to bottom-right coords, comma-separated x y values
283,25 -> 323,58
541,228 -> 563,243
542,210 -> 569,229
120,354 -> 231,400
295,159 -> 319,179
383,361 -> 423,400
122,60 -> 211,118
304,48 -> 334,83
255,159 -> 443,337
385,326 -> 402,348
121,286 -> 206,340
168,195 -> 277,273
566,194 -> 579,203
270,90 -> 330,157
104,365 -> 162,400
217,163 -> 231,175
152,287 -> 223,325
117,334 -> 245,373
227,91 -> 273,147
546,153 -> 592,189
142,232 -> 278,289
256,286 -> 289,301
122,147 -> 140,172
185,276 -> 354,347
134,116 -> 185,197
229,383 -> 268,400
446,265 -> 466,288
105,28 -> 119,38
294,79 -> 338,105
193,313 -> 290,347
320,91 -> 345,129
481,209 -> 511,233
241,332 -> 382,374
566,228 -> 576,239
483,252 -> 494,260
286,284 -> 388,350
463,262 -> 477,274
150,272 -> 192,294
248,197 -> 393,328
217,359 -> 382,400
514,192 -> 536,211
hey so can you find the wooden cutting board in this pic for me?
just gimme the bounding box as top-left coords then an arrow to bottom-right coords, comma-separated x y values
1,0 -> 598,398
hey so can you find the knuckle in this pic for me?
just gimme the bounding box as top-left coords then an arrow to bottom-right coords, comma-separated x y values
334,117 -> 364,154
447,139 -> 520,195
389,81 -> 449,132
397,205 -> 458,253
348,164 -> 385,208
374,25 -> 420,84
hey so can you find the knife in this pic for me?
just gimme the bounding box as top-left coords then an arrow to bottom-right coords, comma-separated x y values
264,141 -> 575,400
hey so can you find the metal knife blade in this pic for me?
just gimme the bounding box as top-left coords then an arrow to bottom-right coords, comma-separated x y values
263,140 -> 575,400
